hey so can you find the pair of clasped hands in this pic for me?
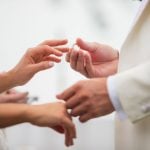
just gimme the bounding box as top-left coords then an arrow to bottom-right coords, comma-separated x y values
1,38 -> 118,147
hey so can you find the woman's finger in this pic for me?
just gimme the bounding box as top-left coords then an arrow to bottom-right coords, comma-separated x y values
39,39 -> 68,47
42,56 -> 61,63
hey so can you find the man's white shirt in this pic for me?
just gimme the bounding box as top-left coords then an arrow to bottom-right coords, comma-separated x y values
106,0 -> 148,120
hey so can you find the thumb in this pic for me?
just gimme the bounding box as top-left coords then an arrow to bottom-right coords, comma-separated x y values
76,38 -> 98,53
31,61 -> 54,73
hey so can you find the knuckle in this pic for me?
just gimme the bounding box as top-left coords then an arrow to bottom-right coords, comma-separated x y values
93,42 -> 100,51
71,51 -> 78,59
59,113 -> 65,122
41,62 -> 48,69
42,45 -> 50,50
66,102 -> 72,109
80,91 -> 90,99
27,48 -> 33,54
60,116 -> 69,125
58,102 -> 66,110
85,101 -> 91,108
43,40 -> 49,44
91,111 -> 97,117
81,94 -> 89,99
72,80 -> 85,91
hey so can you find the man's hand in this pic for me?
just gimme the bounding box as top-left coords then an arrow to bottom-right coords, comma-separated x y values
66,38 -> 119,78
26,102 -> 76,147
9,39 -> 69,86
57,78 -> 114,122
0,89 -> 28,103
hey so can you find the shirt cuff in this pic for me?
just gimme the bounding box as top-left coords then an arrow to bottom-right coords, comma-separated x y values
107,75 -> 127,120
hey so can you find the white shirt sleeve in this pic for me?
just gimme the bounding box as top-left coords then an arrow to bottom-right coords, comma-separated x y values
107,75 -> 128,120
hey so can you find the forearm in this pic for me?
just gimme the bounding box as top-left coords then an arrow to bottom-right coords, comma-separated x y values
0,70 -> 17,93
0,103 -> 29,128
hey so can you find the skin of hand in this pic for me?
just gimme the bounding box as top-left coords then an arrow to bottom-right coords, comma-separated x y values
66,38 -> 119,78
0,39 -> 69,93
0,89 -> 28,103
57,78 -> 115,123
27,102 -> 76,147
0,102 -> 76,147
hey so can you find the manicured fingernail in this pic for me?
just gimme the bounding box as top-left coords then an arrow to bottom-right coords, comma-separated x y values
49,62 -> 54,67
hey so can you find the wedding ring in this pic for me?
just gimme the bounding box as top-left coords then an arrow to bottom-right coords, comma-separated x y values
70,43 -> 80,52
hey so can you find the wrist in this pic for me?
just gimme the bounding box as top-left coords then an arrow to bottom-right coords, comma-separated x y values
7,69 -> 20,86
0,70 -> 17,93
17,104 -> 31,124
24,105 -> 34,123
5,69 -> 18,87
24,105 -> 39,125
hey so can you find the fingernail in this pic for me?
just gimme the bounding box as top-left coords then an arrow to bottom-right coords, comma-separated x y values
58,51 -> 63,55
56,94 -> 61,99
49,62 -> 54,67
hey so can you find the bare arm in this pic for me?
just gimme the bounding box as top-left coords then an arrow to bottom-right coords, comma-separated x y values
0,103 -> 28,128
0,39 -> 69,93
0,102 -> 76,146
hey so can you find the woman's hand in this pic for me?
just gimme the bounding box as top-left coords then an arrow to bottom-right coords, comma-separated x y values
0,89 -> 28,103
9,39 -> 69,86
26,102 -> 76,147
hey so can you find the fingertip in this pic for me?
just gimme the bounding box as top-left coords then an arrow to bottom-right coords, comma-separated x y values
49,62 -> 54,67
76,38 -> 84,46
56,94 -> 61,99
59,39 -> 68,46
55,59 -> 61,63
76,37 -> 82,43
70,139 -> 74,146
79,117 -> 87,123
57,51 -> 63,56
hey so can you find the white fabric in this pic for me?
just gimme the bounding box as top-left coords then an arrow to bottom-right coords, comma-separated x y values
107,76 -> 127,120
106,0 -> 148,121
114,0 -> 150,150
0,129 -> 8,150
